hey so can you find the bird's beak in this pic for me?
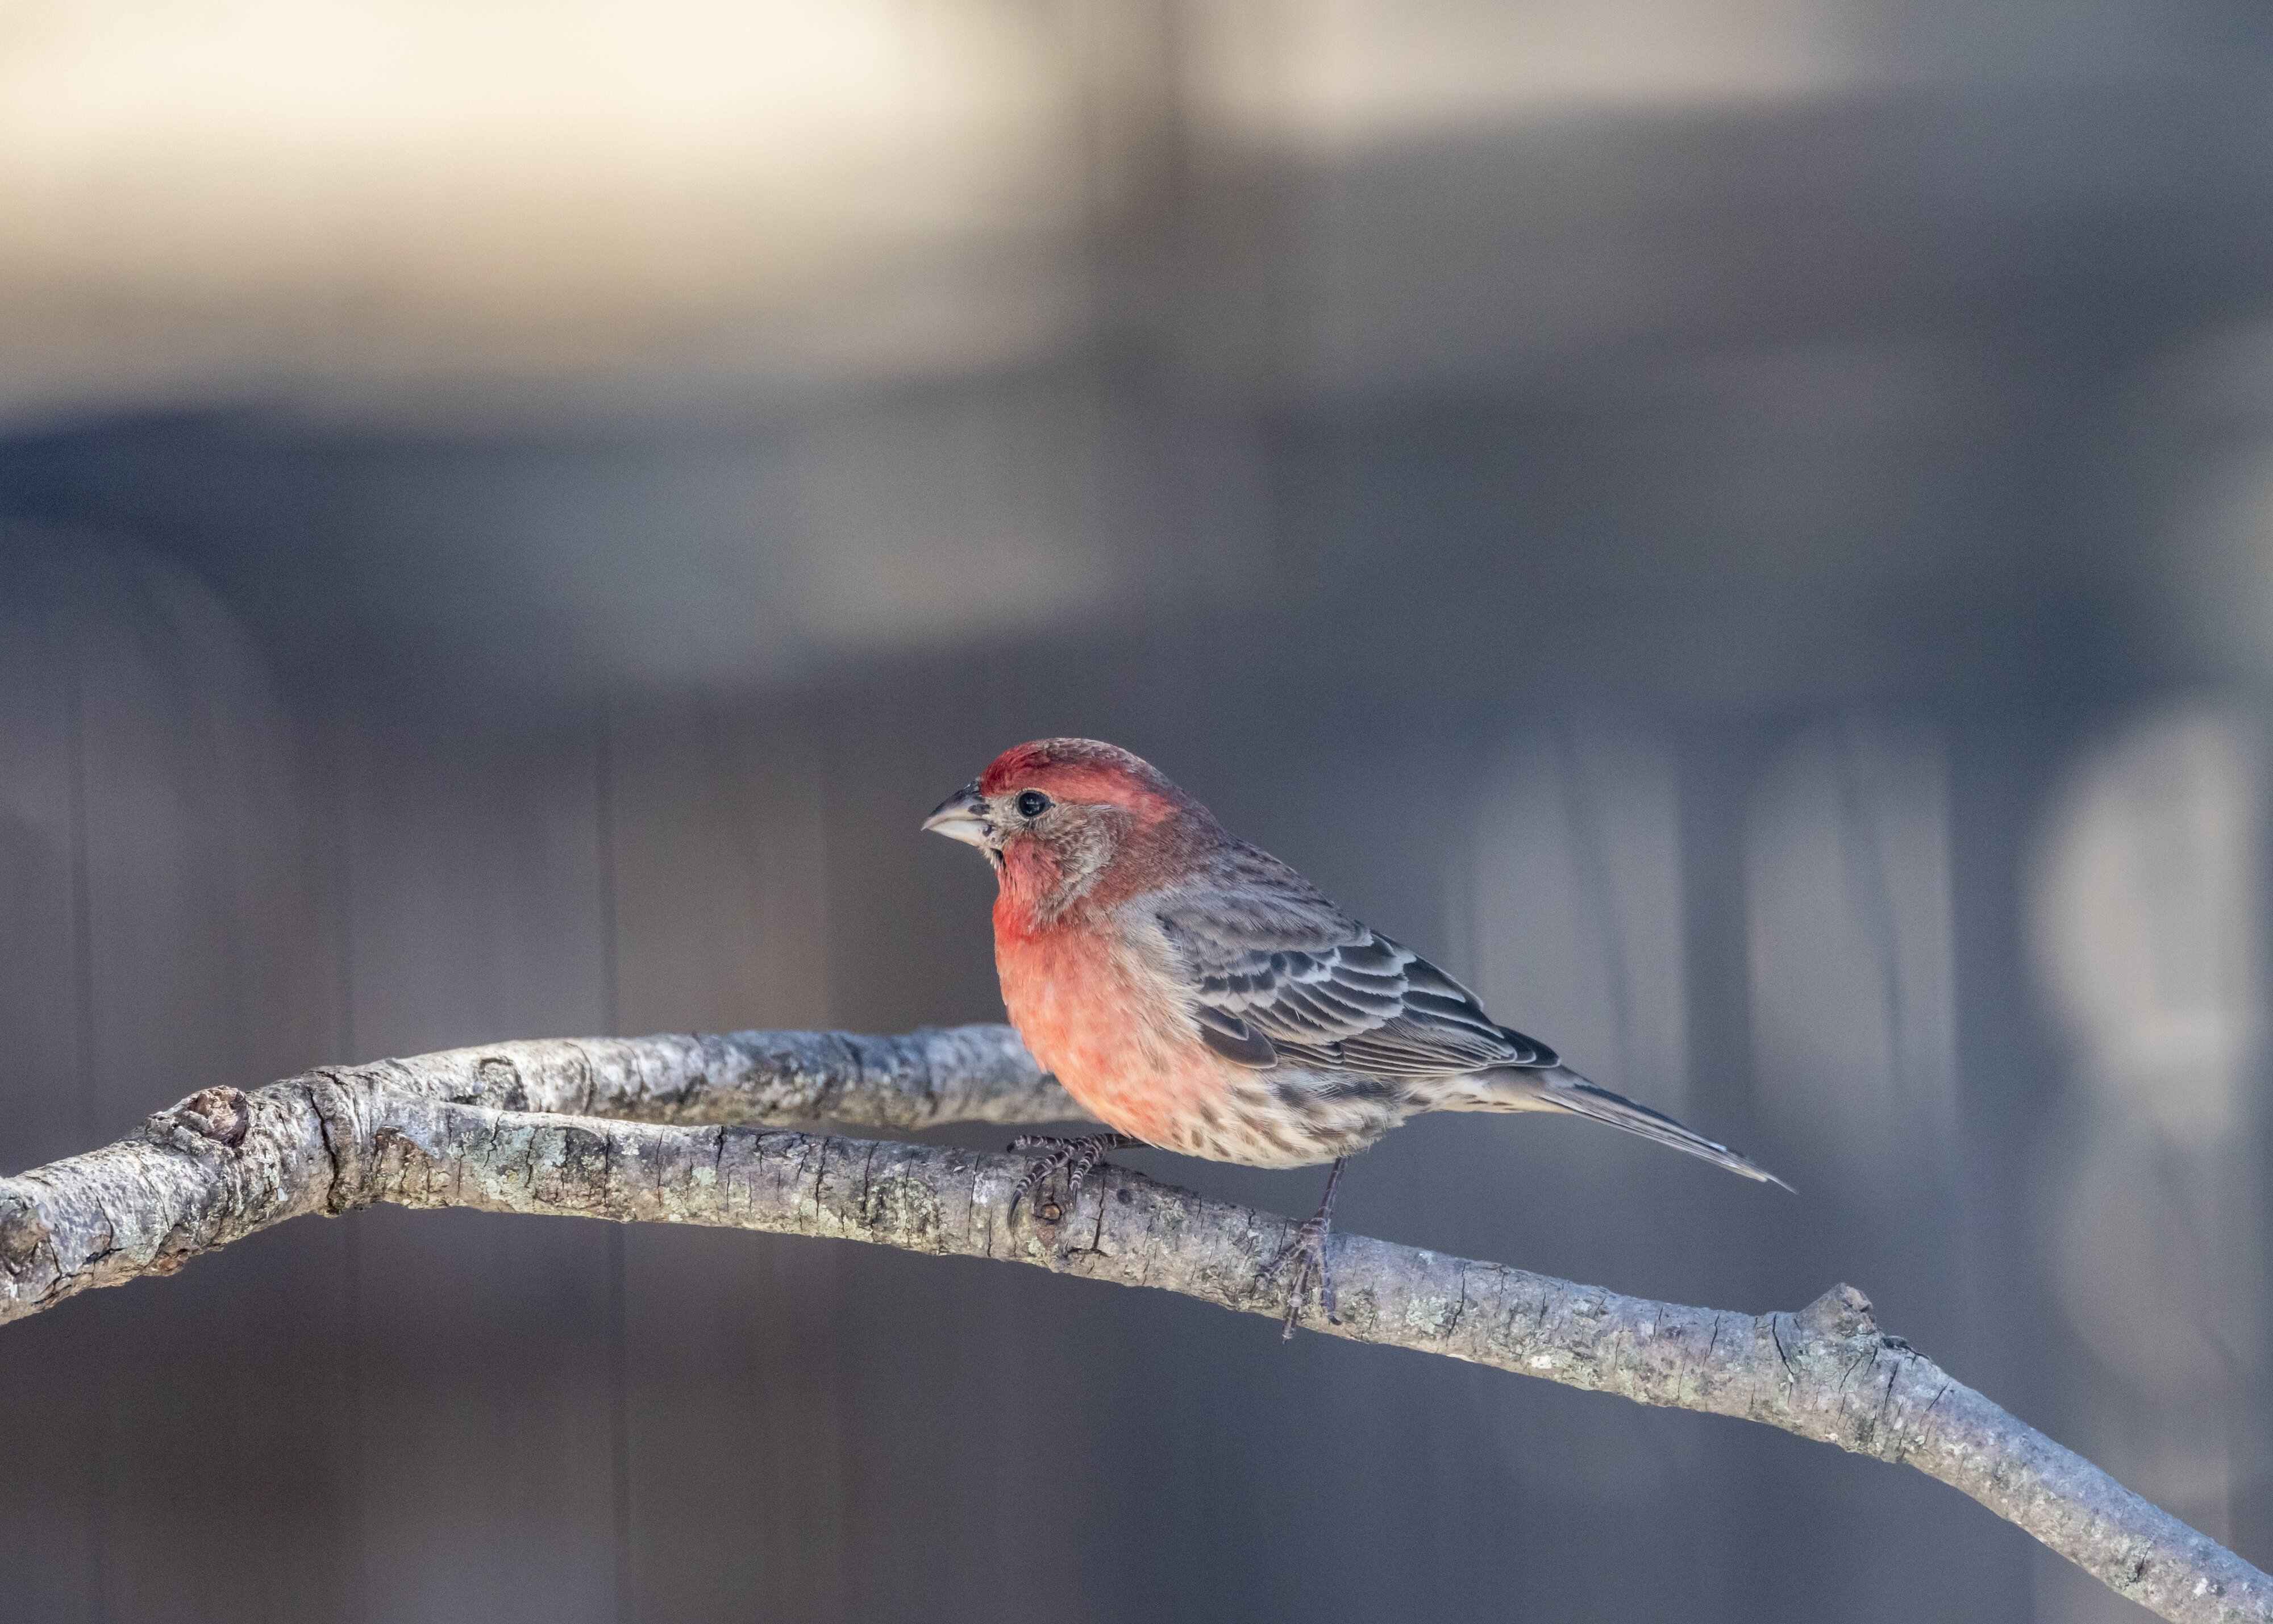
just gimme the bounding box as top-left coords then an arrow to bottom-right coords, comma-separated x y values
921,782 -> 993,850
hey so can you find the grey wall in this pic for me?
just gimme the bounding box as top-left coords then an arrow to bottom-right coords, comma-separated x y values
6,14 -> 2273,1621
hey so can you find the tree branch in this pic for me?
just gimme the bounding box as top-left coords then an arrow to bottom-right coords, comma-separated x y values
1,1026 -> 2262,1623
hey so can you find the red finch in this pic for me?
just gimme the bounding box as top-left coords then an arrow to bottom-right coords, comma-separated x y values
924,737 -> 1788,1334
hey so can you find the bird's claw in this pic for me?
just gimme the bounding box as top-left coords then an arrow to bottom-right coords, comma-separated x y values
1006,1132 -> 1143,1221
1266,1211 -> 1337,1340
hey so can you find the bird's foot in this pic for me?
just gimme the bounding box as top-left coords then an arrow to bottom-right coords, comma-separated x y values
1006,1132 -> 1144,1221
1266,1210 -> 1337,1340
1265,1156 -> 1349,1341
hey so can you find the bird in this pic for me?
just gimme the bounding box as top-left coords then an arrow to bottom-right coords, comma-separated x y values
922,736 -> 1789,1335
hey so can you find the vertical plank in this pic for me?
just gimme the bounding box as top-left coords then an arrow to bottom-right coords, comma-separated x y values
333,680 -> 617,1624
609,698 -> 831,1039
0,538 -> 90,1171
0,535 -> 101,1623
607,694 -> 848,1623
0,532 -> 348,1624
77,540 -> 345,1624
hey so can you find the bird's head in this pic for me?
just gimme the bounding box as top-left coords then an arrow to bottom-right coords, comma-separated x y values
923,738 -> 1207,918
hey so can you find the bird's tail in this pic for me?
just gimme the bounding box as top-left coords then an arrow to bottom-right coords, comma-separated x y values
1448,1065 -> 1792,1190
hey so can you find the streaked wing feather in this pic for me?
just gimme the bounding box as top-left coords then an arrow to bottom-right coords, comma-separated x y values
1156,866 -> 1556,1078
1192,1005 -> 1277,1068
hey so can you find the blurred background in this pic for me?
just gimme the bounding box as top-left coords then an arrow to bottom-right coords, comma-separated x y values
3,1 -> 2272,1619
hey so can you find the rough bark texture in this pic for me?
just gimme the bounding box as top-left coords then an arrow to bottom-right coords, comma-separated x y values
1,1025 -> 2262,1624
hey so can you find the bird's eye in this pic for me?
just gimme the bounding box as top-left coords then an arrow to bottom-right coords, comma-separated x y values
1015,790 -> 1051,818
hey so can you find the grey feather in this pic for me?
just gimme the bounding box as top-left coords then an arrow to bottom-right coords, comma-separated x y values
1193,1006 -> 1277,1068
1155,838 -> 1557,1080
1147,834 -> 1787,1189
1450,1065 -> 1793,1189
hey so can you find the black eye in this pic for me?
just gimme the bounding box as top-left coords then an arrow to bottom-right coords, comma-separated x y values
1015,790 -> 1051,818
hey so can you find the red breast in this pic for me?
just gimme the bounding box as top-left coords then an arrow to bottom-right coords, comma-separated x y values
993,893 -> 1239,1153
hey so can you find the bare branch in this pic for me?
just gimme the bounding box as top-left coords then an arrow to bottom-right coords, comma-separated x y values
1,1025 -> 2263,1624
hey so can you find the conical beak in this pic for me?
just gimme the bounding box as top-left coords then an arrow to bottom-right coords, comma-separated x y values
921,782 -> 993,848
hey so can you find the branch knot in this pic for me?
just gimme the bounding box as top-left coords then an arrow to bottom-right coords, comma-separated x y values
150,1086 -> 252,1152
1795,1282 -> 1876,1342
